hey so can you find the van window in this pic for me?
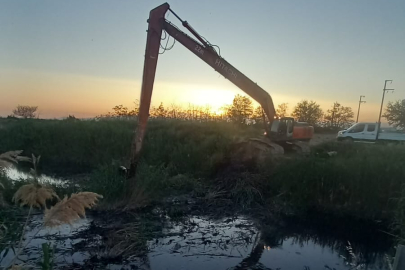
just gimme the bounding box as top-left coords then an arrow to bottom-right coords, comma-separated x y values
349,124 -> 365,133
367,124 -> 376,132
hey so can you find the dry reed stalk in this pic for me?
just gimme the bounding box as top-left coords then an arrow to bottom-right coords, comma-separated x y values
0,150 -> 32,168
12,184 -> 59,208
44,192 -> 102,227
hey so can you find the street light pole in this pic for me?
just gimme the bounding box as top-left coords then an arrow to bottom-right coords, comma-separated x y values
376,80 -> 394,140
356,95 -> 366,123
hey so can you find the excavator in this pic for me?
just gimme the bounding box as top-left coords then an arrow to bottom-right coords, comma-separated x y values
128,3 -> 313,177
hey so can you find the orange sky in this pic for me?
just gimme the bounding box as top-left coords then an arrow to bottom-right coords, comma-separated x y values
0,68 -> 385,122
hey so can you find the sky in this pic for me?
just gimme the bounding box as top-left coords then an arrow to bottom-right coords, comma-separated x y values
0,0 -> 404,120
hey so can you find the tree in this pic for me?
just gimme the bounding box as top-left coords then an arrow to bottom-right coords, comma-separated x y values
252,106 -> 265,124
324,102 -> 354,129
383,100 -> 405,128
112,105 -> 129,116
168,103 -> 182,119
152,102 -> 167,118
276,103 -> 289,118
292,100 -> 323,125
97,100 -> 139,119
12,105 -> 38,119
225,94 -> 254,124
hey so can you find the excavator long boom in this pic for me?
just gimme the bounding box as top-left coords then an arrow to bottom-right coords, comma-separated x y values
129,3 -> 276,177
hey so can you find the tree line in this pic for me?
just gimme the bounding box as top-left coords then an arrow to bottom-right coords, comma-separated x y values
8,97 -> 405,129
97,95 -> 356,129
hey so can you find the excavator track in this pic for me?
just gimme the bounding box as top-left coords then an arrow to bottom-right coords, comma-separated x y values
229,137 -> 312,168
230,137 -> 284,166
290,140 -> 311,155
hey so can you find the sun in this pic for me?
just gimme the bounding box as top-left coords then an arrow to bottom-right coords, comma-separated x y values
210,107 -> 225,115
183,87 -> 236,112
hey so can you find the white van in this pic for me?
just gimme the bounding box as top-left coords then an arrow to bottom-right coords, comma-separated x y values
337,122 -> 405,142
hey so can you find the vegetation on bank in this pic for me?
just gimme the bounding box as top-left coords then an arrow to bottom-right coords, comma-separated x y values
0,118 -> 405,244
0,150 -> 102,269
0,118 -> 258,175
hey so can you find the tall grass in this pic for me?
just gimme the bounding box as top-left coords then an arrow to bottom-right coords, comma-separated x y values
86,161 -> 203,208
269,142 -> 405,221
0,118 -> 260,176
0,118 -> 134,175
393,184 -> 405,244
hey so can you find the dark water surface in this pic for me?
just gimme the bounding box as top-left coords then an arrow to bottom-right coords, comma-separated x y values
146,216 -> 391,270
1,213 -> 393,270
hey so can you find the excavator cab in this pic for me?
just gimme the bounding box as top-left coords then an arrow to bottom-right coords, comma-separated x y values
268,117 -> 295,142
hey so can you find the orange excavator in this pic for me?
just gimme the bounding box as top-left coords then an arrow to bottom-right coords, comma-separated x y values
128,3 -> 313,176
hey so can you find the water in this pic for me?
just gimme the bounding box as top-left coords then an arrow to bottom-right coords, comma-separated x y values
0,214 -> 393,269
148,217 -> 259,270
0,214 -> 92,268
4,167 -> 69,187
146,216 -> 391,270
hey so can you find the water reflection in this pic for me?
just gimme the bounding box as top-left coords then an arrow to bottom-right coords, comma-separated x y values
147,216 -> 392,270
0,213 -> 393,270
0,214 -> 91,268
4,167 -> 68,187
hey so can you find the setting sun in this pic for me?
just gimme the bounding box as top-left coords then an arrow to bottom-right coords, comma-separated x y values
180,87 -> 238,112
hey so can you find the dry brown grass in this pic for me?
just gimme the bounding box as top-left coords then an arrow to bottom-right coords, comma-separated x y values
0,150 -> 31,168
12,184 -> 59,208
44,192 -> 103,227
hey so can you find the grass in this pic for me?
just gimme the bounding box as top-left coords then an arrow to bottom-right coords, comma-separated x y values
393,184 -> 405,244
84,165 -> 127,204
268,142 -> 405,222
0,118 -> 134,175
0,206 -> 24,259
1,118 -> 405,243
85,161 -> 204,209
0,118 -> 259,176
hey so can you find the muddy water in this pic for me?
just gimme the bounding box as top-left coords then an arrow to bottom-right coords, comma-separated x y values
0,212 -> 392,270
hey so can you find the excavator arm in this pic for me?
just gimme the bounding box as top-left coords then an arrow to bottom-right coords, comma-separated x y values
129,3 -> 277,177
